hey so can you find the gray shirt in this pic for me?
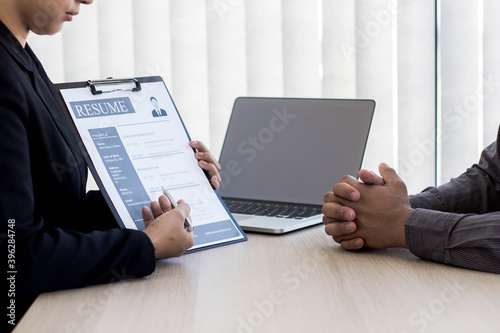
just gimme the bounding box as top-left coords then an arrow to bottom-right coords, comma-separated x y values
406,128 -> 500,273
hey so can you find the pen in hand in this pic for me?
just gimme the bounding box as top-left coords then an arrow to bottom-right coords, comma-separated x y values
161,186 -> 194,232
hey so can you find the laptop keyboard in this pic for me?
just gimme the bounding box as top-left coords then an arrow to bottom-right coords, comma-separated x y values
224,199 -> 322,219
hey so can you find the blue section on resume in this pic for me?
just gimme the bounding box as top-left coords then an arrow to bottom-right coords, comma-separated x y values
89,127 -> 150,229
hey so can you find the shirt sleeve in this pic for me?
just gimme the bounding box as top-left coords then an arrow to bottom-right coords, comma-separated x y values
405,127 -> 500,273
409,132 -> 500,214
405,209 -> 500,273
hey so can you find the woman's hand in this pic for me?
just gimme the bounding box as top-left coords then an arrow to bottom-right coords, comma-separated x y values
142,195 -> 194,259
190,140 -> 222,190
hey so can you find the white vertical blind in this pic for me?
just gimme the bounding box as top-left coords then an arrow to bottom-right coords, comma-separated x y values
206,2 -> 247,154
245,0 -> 284,97
97,0 -> 135,78
438,0 -> 481,184
397,0 -> 436,193
322,0 -> 356,98
132,0 -> 171,85
282,0 -> 322,97
354,0 -> 396,175
483,0 -> 500,147
26,0 -> 499,194
170,1 -> 211,146
62,4 -> 100,81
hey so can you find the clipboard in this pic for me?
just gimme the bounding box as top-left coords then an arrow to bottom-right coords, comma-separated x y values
54,76 -> 247,253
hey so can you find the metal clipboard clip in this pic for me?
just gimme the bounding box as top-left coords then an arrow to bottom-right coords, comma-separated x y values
87,78 -> 142,95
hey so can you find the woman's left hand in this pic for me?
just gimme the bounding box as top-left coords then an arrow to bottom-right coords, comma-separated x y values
190,141 -> 222,190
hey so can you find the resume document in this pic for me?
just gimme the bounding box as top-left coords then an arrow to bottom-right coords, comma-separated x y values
59,79 -> 246,251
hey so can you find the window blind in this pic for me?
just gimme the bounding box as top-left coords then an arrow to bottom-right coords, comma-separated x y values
28,0 -> 499,194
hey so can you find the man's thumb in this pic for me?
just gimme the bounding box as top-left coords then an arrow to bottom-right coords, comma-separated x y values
378,163 -> 403,186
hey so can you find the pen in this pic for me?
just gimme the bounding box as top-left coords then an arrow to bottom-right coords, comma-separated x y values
161,186 -> 194,232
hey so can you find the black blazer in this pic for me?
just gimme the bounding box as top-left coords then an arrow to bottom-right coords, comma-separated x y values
0,21 -> 155,320
152,108 -> 168,117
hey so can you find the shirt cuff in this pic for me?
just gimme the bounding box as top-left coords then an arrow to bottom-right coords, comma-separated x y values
404,208 -> 460,263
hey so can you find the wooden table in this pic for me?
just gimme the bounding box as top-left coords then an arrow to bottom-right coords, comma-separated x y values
13,225 -> 500,333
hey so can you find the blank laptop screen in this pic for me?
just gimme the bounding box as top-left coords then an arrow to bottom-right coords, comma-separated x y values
218,97 -> 375,206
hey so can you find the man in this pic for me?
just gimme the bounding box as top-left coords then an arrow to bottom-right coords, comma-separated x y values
323,127 -> 500,274
151,96 -> 167,117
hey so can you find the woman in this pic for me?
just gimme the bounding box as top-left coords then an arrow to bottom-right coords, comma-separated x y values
0,0 -> 222,326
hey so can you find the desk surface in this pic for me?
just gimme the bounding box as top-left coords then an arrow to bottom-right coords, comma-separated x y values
14,225 -> 500,333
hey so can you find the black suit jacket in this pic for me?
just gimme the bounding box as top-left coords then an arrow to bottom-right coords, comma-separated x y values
0,21 -> 155,322
152,108 -> 168,117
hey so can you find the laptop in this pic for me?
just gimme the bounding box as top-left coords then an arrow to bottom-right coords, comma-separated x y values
218,97 -> 375,234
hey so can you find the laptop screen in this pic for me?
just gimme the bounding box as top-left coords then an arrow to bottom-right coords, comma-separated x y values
218,97 -> 375,206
